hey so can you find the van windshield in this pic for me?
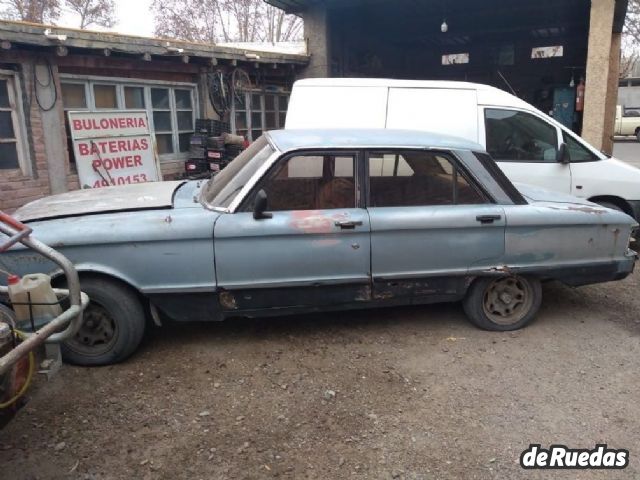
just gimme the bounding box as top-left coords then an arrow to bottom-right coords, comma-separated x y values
200,136 -> 274,209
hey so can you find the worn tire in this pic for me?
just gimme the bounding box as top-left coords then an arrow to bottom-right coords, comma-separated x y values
61,277 -> 145,366
463,276 -> 542,331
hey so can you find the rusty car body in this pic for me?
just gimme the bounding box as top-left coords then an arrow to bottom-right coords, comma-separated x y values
0,129 -> 636,365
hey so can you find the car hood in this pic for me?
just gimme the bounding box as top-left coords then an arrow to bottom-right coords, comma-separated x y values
14,181 -> 186,222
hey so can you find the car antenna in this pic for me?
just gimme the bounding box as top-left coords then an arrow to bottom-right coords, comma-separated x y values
497,70 -> 517,96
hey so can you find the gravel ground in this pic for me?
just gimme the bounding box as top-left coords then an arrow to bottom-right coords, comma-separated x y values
1,270 -> 639,480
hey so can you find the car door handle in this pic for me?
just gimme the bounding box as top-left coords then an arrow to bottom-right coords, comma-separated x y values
335,220 -> 363,229
476,214 -> 502,224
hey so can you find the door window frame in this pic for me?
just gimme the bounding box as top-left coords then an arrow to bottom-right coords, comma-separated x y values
481,106 -> 563,164
238,149 -> 364,212
560,129 -> 603,163
481,106 -> 605,164
363,148 -> 492,207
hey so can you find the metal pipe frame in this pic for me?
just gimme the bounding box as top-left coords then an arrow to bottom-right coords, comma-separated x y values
0,215 -> 89,375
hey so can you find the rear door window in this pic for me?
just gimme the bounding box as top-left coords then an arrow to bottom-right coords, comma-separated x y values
367,150 -> 486,207
485,108 -> 558,162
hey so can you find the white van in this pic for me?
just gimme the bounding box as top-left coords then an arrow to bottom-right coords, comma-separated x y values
285,78 -> 640,220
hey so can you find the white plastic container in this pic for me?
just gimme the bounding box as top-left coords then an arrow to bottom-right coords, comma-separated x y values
7,274 -> 62,330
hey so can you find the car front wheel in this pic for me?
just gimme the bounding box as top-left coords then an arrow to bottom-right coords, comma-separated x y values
61,277 -> 146,366
463,275 -> 542,331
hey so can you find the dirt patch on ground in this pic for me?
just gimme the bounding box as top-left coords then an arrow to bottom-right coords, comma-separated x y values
1,272 -> 639,479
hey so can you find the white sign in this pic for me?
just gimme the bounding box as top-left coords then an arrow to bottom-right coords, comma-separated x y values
442,53 -> 470,65
531,46 -> 563,59
68,110 -> 162,189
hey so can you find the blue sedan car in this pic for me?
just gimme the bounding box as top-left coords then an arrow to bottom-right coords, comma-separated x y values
1,129 -> 636,365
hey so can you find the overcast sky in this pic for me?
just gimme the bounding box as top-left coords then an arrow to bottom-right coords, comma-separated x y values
58,0 -> 155,37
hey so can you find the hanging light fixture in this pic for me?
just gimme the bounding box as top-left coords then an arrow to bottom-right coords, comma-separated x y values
441,0 -> 448,33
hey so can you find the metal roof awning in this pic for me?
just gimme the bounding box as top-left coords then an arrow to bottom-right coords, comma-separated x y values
266,0 -> 628,33
264,0 -> 311,13
0,20 -> 309,65
265,0 -> 367,13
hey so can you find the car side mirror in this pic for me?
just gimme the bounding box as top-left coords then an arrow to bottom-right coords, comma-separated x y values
557,142 -> 569,164
253,189 -> 272,220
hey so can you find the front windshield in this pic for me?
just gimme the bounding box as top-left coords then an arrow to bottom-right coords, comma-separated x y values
200,136 -> 274,209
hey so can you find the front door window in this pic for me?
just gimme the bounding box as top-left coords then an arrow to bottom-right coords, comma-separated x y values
562,131 -> 599,162
485,109 -> 558,162
259,153 -> 356,211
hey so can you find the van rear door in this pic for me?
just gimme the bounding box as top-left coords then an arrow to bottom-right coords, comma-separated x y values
285,86 -> 388,129
386,87 -> 478,141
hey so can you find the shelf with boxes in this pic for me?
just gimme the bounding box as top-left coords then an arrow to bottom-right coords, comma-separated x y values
185,119 -> 246,177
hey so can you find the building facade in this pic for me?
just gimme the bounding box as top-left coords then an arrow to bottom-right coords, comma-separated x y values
268,0 -> 627,154
0,20 -> 307,212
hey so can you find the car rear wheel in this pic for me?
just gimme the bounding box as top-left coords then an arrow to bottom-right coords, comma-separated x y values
61,277 -> 145,366
463,275 -> 542,331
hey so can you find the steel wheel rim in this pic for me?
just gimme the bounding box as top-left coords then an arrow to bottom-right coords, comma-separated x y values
65,303 -> 118,356
482,276 -> 533,326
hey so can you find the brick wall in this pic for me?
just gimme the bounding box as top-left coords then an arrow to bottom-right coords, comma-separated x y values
0,52 -> 82,213
0,60 -> 53,213
0,54 -> 185,213
0,49 -> 218,213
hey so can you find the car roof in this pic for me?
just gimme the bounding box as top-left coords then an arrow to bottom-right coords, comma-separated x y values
265,129 -> 483,153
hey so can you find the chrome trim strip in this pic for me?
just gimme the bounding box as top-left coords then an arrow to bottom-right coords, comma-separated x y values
142,286 -> 217,294
219,276 -> 371,290
374,268 -> 469,280
227,150 -> 283,213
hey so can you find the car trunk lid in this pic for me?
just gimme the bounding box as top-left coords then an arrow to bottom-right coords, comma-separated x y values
515,183 -> 600,207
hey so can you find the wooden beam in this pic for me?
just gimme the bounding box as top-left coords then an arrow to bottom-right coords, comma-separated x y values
56,54 -> 201,74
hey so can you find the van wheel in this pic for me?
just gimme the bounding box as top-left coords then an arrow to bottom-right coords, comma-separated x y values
636,130 -> 640,142
61,277 -> 146,366
463,276 -> 542,331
